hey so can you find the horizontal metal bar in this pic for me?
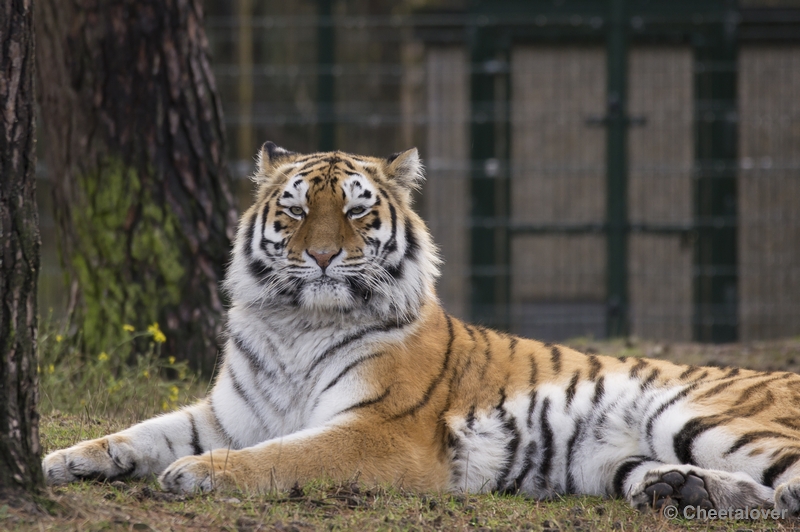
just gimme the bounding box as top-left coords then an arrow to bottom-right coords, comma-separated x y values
470,219 -> 737,234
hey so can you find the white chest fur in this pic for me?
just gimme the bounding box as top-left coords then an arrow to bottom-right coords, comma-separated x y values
209,304 -> 411,448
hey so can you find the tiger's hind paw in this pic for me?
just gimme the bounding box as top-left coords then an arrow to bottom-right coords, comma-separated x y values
629,465 -> 773,512
630,470 -> 712,513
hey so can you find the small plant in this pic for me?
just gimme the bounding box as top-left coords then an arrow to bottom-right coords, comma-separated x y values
38,313 -> 202,421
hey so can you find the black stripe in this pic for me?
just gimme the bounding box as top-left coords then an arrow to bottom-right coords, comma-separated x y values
495,413 -> 521,490
612,457 -> 648,497
247,259 -> 273,282
508,337 -> 518,361
229,369 -> 262,413
695,378 -> 737,400
404,220 -> 419,261
496,387 -> 507,409
189,413 -> 203,456
321,352 -> 386,394
382,204 -> 398,256
307,320 -> 408,374
566,418 -> 586,494
679,366 -> 700,380
735,375 -> 783,404
529,353 -> 539,387
209,399 -> 235,446
550,347 -> 562,374
339,387 -> 392,415
526,390 -> 538,429
389,314 -> 455,420
723,367 -> 740,379
729,390 -> 774,417
763,453 -> 800,487
476,327 -> 492,380
645,384 -> 698,445
464,323 -> 477,343
537,398 -> 554,483
228,359 -> 286,419
449,356 -> 473,392
592,376 -> 606,405
232,335 -> 276,379
726,431 -> 792,456
164,436 -> 175,457
565,371 -> 580,408
775,417 -> 800,431
640,368 -> 661,390
509,441 -> 537,493
466,405 -> 476,429
588,355 -> 602,381
242,211 -> 258,258
674,417 -> 723,464
629,358 -> 648,379
260,202 -> 271,233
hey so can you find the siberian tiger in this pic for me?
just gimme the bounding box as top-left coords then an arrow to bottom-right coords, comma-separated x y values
43,143 -> 800,516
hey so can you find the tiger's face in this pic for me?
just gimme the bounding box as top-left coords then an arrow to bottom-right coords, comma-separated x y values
225,142 -> 439,323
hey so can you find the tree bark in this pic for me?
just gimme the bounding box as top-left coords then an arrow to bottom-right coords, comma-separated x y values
0,0 -> 44,500
35,0 -> 238,372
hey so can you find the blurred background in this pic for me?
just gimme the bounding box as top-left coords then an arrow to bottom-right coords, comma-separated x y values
37,0 -> 800,345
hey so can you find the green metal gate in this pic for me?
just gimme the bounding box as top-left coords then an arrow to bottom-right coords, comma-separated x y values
466,0 -> 738,342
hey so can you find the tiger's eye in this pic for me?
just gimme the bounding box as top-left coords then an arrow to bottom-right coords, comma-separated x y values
289,206 -> 304,217
349,206 -> 366,217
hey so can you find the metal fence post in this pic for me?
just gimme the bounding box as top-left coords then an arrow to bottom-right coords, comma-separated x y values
468,13 -> 511,329
317,0 -> 335,152
606,0 -> 630,337
693,3 -> 739,342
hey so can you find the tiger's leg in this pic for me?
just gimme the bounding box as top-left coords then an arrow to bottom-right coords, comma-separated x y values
627,464 -> 774,512
43,400 -> 228,485
158,419 -> 448,494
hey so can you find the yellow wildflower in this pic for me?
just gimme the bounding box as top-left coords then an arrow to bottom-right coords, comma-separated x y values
147,322 -> 166,344
161,401 -> 169,411
169,385 -> 180,402
48,364 -> 55,374
123,324 -> 135,332
55,334 -> 63,343
98,352 -> 109,362
142,370 -> 150,379
168,356 -> 176,365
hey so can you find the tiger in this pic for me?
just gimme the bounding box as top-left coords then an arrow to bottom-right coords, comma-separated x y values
43,142 -> 800,516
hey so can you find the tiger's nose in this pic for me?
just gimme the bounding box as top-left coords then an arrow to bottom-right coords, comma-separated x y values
307,248 -> 340,270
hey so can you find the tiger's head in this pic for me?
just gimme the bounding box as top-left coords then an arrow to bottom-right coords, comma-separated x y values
225,142 -> 440,324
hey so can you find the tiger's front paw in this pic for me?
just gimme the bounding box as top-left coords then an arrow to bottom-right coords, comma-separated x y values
43,436 -> 138,485
159,450 -> 241,494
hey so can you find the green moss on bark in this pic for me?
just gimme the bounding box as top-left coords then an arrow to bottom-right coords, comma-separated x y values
70,159 -> 185,357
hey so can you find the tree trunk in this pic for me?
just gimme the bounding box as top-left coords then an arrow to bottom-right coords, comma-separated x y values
0,0 -> 44,500
35,0 -> 238,372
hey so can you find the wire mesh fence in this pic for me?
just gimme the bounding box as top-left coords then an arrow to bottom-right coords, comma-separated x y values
37,0 -> 800,344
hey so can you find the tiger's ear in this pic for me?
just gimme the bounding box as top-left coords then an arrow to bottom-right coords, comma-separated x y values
385,148 -> 424,191
255,141 -> 297,181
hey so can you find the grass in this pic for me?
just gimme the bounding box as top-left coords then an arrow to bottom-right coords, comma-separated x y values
5,334 -> 800,531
